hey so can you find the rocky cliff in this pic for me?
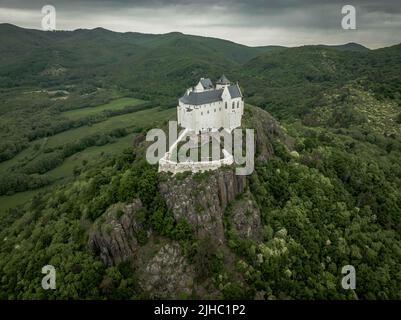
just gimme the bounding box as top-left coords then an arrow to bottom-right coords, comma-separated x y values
136,241 -> 196,299
159,168 -> 246,244
228,191 -> 263,241
88,199 -> 146,266
87,104 -> 293,298
243,105 -> 294,161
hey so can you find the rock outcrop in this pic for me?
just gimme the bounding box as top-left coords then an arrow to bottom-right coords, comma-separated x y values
159,168 -> 246,244
229,192 -> 262,241
138,242 -> 195,299
88,199 -> 145,266
243,105 -> 294,161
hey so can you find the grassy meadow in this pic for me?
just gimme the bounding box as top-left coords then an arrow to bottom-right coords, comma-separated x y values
62,97 -> 144,119
0,96 -> 175,213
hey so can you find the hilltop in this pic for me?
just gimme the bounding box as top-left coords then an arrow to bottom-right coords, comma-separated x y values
0,24 -> 401,300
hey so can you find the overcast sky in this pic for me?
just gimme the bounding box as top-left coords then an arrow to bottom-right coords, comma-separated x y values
0,0 -> 400,48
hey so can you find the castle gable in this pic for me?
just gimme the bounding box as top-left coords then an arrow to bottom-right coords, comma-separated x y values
200,78 -> 213,90
180,77 -> 242,106
227,84 -> 242,99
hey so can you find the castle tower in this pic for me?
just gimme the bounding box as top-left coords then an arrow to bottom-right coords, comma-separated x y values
215,74 -> 231,89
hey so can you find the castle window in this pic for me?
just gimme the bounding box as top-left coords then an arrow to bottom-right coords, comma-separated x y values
214,109 -> 216,112
237,101 -> 239,108
225,102 -> 227,109
207,110 -> 209,114
201,112 -> 203,116
219,108 -> 221,111
232,102 -> 235,109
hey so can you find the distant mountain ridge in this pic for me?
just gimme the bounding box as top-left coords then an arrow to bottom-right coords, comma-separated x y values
317,42 -> 370,52
0,23 -> 399,116
0,23 -> 372,55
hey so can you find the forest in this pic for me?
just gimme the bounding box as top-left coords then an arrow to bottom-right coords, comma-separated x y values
0,24 -> 401,299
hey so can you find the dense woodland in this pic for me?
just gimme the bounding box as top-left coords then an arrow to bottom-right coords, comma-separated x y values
0,24 -> 401,299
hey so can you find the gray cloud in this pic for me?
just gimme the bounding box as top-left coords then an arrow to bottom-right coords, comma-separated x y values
0,0 -> 400,48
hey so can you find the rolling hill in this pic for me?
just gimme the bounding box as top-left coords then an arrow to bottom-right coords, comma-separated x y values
0,24 -> 401,300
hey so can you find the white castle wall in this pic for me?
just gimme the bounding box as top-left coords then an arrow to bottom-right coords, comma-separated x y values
178,97 -> 244,133
159,149 -> 234,174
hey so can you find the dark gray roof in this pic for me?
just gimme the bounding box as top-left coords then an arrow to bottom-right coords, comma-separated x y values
216,74 -> 230,84
200,78 -> 213,89
179,84 -> 242,105
180,88 -> 223,105
228,84 -> 242,98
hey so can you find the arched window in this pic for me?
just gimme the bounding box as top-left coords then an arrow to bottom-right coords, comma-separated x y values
232,102 -> 235,109
225,102 -> 227,109
237,101 -> 239,108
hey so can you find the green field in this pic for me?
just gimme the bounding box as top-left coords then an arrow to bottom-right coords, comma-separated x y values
62,97 -> 145,119
48,134 -> 136,180
0,187 -> 51,213
0,101 -> 175,213
45,106 -> 174,149
0,135 -> 137,212
0,144 -> 36,174
0,104 -> 175,174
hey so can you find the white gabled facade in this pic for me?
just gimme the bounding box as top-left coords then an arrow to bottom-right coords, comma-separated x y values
177,75 -> 244,133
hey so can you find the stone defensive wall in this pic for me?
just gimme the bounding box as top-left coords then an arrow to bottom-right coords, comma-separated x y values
159,149 -> 234,174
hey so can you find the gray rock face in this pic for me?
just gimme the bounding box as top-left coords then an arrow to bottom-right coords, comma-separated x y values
138,242 -> 195,299
88,199 -> 145,266
244,106 -> 294,162
230,192 -> 263,241
159,169 -> 246,244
